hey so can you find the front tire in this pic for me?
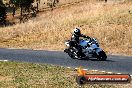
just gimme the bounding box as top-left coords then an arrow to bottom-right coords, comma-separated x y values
97,51 -> 107,61
64,48 -> 78,59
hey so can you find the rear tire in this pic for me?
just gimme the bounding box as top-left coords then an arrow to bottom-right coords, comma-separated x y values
97,51 -> 107,61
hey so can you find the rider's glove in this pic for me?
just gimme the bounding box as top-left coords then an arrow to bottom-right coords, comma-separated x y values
86,36 -> 91,39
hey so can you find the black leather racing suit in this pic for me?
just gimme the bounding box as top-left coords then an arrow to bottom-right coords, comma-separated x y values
71,34 -> 91,58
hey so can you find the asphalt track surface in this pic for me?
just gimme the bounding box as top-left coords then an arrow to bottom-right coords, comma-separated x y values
0,48 -> 132,74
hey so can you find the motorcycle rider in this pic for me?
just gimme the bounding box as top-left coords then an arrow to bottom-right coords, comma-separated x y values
70,28 -> 91,59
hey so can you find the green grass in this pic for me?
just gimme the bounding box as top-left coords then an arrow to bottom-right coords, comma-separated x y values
0,61 -> 120,88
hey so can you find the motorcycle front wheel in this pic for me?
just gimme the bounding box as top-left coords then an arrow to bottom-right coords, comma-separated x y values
68,48 -> 79,59
97,51 -> 107,61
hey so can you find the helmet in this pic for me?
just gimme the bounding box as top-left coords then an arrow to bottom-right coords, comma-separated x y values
73,28 -> 81,36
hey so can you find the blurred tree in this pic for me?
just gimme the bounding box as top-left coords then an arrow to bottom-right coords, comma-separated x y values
0,0 -> 6,25
9,0 -> 35,16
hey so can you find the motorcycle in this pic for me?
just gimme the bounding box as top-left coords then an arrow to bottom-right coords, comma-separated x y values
64,37 -> 107,61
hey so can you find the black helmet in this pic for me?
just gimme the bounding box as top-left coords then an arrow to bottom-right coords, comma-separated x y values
73,28 -> 81,36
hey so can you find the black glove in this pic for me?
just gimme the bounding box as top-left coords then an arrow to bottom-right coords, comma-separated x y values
86,36 -> 91,39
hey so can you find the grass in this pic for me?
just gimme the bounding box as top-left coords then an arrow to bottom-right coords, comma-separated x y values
0,61 -> 131,88
0,1 -> 132,55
